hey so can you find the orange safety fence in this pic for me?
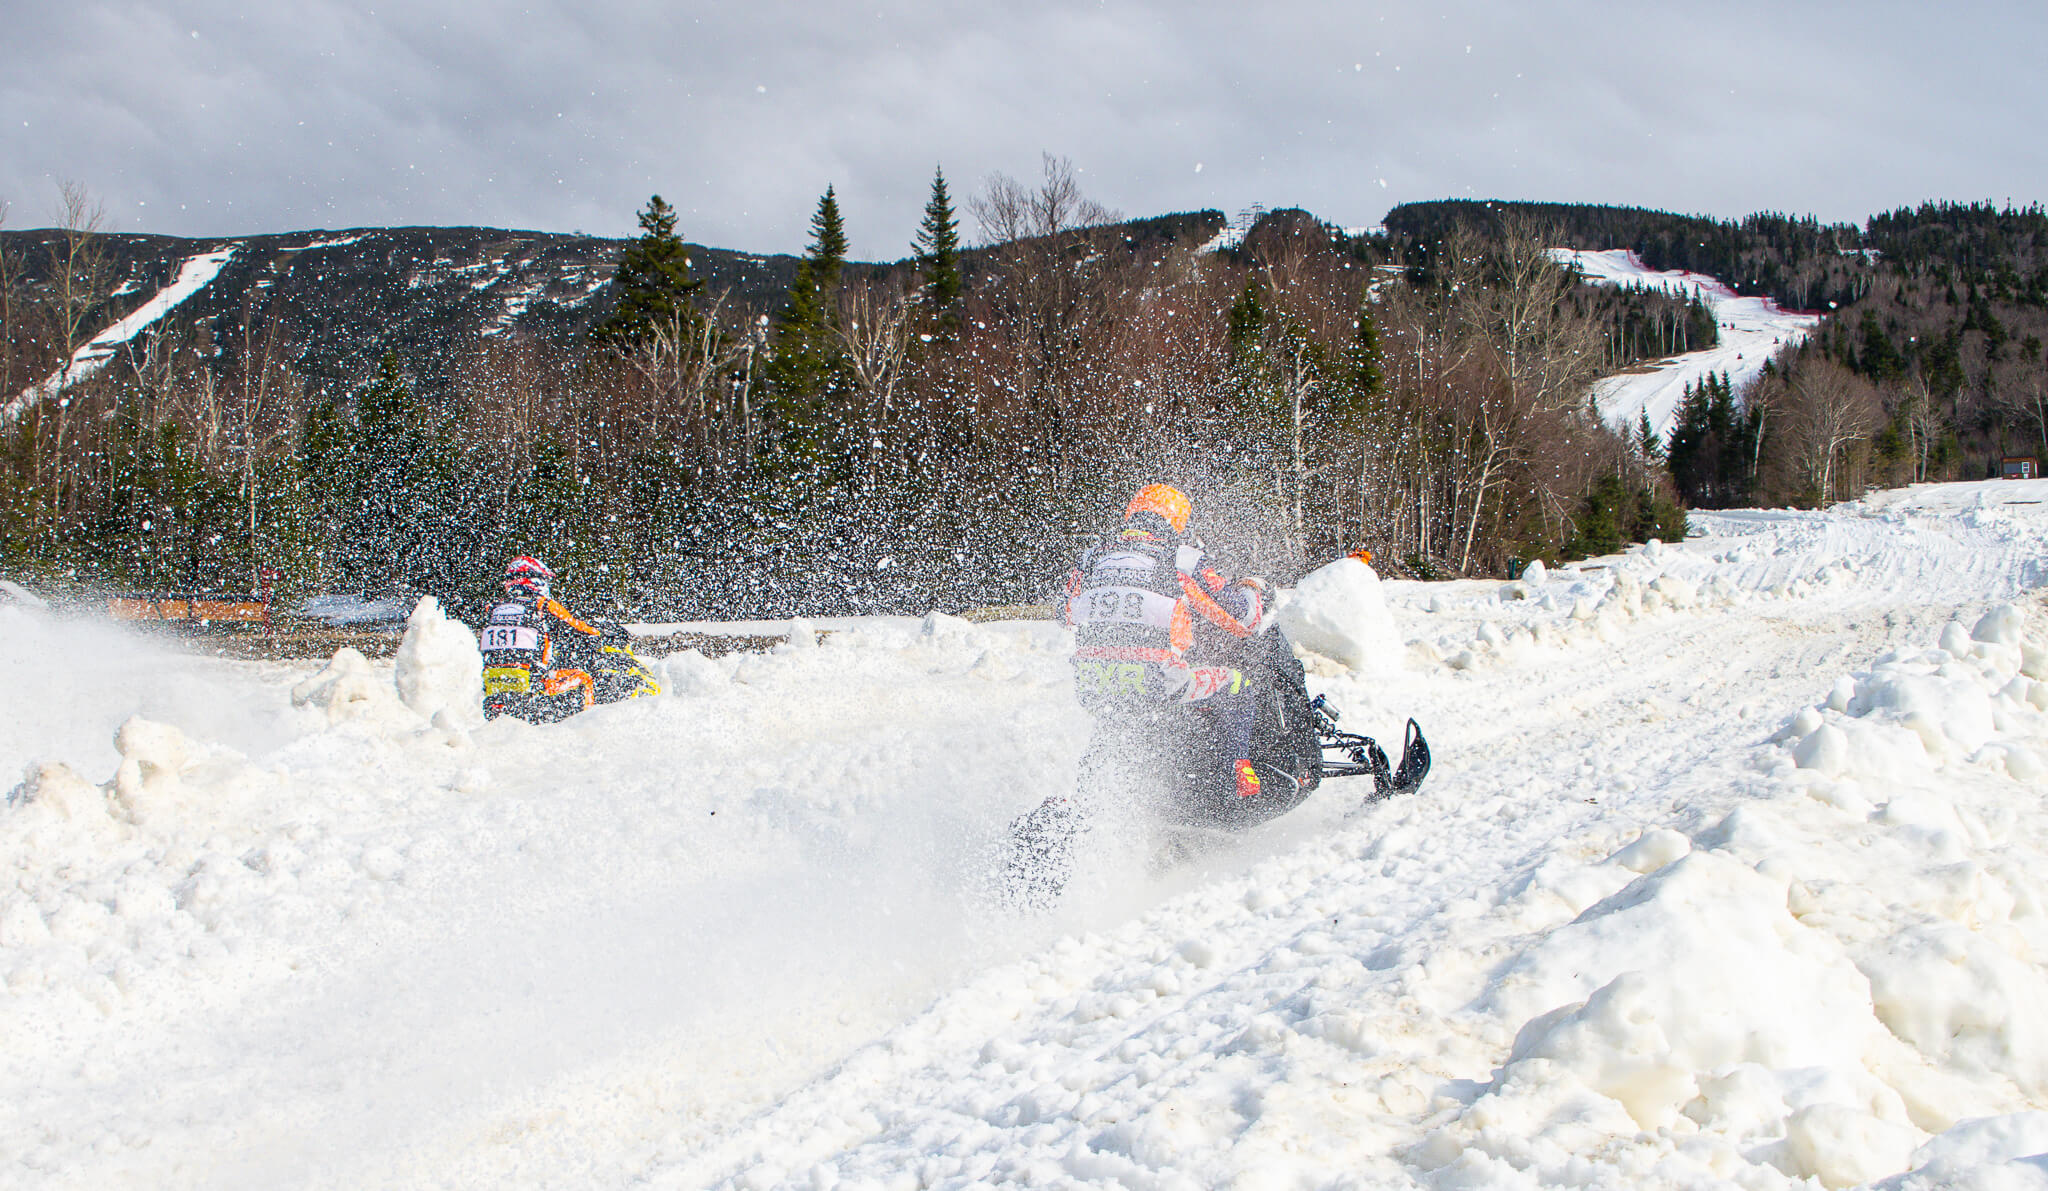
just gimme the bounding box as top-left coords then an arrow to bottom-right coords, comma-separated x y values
108,597 -> 271,623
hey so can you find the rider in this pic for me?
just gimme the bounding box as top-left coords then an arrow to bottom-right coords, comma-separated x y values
1062,484 -> 1273,799
481,556 -> 616,707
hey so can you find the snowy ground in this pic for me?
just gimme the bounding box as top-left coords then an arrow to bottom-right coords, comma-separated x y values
7,479 -> 2048,1190
1554,248 -> 1822,441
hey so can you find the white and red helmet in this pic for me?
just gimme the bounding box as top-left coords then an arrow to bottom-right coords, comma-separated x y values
504,555 -> 555,599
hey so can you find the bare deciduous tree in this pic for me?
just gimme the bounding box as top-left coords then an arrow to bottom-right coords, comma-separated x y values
1784,357 -> 1882,503
969,154 -> 1124,486
45,181 -> 113,376
1442,220 -> 1607,570
834,277 -> 913,483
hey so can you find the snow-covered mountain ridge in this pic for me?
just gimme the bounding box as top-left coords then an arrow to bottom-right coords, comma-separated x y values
0,224 -> 801,406
0,208 -> 1224,410
5,478 -> 2048,1188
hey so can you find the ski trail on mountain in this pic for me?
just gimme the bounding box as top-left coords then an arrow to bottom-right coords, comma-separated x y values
3,247 -> 237,424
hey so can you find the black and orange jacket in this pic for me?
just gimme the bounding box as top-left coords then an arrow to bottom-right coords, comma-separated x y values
1062,528 -> 1262,667
481,593 -> 605,669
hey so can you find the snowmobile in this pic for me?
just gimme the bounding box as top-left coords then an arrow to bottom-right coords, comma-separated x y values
481,626 -> 662,724
998,628 -> 1429,909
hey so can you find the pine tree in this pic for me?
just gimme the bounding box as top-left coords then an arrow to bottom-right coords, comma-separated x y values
913,167 -> 962,319
1664,378 -> 1714,505
303,354 -> 476,598
1340,298 -> 1386,408
808,185 -> 848,284
1571,472 -> 1629,557
594,195 -> 703,348
1226,281 -> 1268,367
763,187 -> 857,482
1856,310 -> 1906,381
1685,296 -> 1718,352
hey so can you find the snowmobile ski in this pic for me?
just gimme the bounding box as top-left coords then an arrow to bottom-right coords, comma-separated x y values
1312,697 -> 1431,802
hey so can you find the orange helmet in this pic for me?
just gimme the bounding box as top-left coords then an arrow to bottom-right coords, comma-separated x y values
1125,484 -> 1192,534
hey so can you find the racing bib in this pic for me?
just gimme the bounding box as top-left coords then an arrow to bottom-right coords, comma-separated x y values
481,624 -> 541,653
1068,585 -> 1179,630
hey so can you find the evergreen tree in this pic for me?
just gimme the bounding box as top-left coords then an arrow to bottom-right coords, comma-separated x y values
1685,296 -> 1718,352
1226,281 -> 1268,367
1565,473 -> 1688,560
594,194 -> 703,348
1340,297 -> 1386,405
1855,310 -> 1906,382
913,167 -> 963,320
762,187 -> 857,482
1708,372 -> 1756,505
1664,378 -> 1710,503
502,429 -> 586,575
301,354 -> 477,599
808,185 -> 848,283
1571,472 -> 1630,557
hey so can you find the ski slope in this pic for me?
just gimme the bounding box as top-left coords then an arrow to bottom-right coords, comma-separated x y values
6,480 -> 2048,1189
1555,248 -> 1822,442
1,246 -> 238,425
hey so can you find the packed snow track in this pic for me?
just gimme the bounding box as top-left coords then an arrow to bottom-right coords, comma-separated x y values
6,479 -> 2048,1189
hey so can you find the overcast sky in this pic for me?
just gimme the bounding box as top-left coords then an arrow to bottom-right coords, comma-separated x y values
3,1 -> 2043,259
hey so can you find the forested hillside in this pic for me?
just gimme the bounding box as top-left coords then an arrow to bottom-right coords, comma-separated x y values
1393,199 -> 2048,509
4,173 -> 2037,616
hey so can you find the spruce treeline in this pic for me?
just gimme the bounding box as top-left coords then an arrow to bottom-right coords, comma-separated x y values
0,178 -> 1694,611
1388,199 -> 1875,312
24,183 -> 2042,613
1663,372 -> 1760,508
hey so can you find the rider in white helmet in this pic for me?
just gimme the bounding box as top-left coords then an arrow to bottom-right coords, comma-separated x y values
481,556 -> 614,713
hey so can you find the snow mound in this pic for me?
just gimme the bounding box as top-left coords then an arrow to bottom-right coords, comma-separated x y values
292,646 -> 408,725
0,579 -> 47,608
1477,851 -> 1894,1133
1879,1114 -> 2048,1189
394,596 -> 483,725
1273,557 -> 1404,670
1783,604 -> 2045,775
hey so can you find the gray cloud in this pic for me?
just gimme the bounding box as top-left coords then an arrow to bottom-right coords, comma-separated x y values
3,1 -> 2042,257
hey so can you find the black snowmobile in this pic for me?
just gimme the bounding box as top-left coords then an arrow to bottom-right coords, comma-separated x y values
481,622 -> 661,724
999,628 -> 1429,909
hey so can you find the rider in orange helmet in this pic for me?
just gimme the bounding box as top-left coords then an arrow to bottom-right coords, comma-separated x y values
1063,484 -> 1273,798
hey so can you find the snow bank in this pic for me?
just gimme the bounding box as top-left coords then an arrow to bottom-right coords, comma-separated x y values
8,479 -> 2048,1190
1400,601 -> 2048,1187
393,596 -> 482,725
0,605 -> 298,785
1782,602 -> 2046,777
1273,556 -> 1404,670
